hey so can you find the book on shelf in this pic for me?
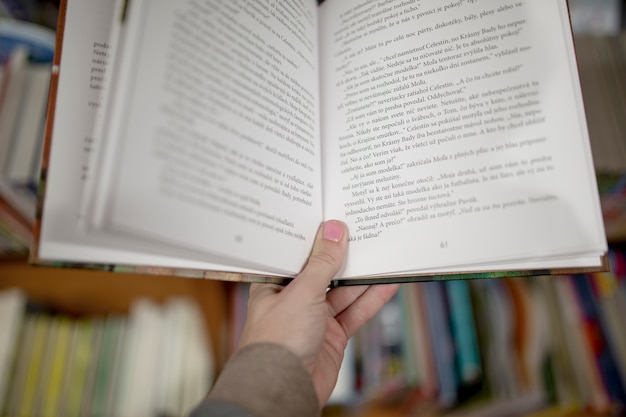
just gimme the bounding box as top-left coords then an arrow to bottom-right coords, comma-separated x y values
0,289 -> 213,417
0,20 -> 55,257
327,254 -> 626,411
574,34 -> 626,243
33,0 -> 609,285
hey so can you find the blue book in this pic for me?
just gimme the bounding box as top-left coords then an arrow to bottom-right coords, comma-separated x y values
445,280 -> 482,385
0,19 -> 55,64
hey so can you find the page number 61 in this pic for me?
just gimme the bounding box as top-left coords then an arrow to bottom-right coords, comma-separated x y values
440,241 -> 449,249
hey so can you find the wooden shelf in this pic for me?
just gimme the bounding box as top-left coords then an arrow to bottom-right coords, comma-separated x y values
0,260 -> 230,368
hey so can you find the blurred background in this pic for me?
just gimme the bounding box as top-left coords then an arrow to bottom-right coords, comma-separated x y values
1,1 -> 626,416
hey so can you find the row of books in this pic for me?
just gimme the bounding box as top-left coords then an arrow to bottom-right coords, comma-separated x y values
0,289 -> 213,417
227,249 -> 626,416
568,0 -> 624,36
575,33 -> 626,243
0,18 -> 55,257
0,0 -> 59,31
351,248 -> 626,416
229,247 -> 626,415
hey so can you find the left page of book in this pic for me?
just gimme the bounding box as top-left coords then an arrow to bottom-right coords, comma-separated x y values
37,0 -> 293,276
88,0 -> 322,274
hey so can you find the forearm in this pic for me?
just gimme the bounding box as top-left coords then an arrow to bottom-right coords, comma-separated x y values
189,343 -> 320,417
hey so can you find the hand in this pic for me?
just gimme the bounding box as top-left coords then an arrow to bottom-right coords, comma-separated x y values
239,220 -> 400,406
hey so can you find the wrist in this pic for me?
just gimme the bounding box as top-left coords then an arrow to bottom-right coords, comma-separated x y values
208,343 -> 320,417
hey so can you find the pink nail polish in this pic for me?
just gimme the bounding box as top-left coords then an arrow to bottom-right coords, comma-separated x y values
323,221 -> 344,242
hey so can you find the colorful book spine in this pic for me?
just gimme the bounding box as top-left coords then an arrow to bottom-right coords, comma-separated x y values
90,316 -> 122,417
484,279 -> 519,398
0,289 -> 215,417
66,319 -> 95,417
79,318 -> 104,416
19,315 -> 50,416
422,282 -> 457,407
4,314 -> 36,416
571,274 -> 626,405
445,280 -> 482,386
32,316 -> 58,416
398,286 -> 420,388
0,289 -> 25,411
41,317 -> 72,417
554,276 -> 610,411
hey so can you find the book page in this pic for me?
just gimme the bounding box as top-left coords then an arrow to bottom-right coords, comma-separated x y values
39,0 -> 290,275
100,0 -> 321,273
40,0 -> 118,247
319,0 -> 606,278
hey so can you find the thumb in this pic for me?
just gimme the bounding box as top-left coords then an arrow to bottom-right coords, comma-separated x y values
289,220 -> 348,295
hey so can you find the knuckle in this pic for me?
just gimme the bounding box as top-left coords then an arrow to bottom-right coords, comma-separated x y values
308,250 -> 339,268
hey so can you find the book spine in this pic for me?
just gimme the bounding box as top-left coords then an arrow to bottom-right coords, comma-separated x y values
42,317 -> 72,417
397,286 -> 420,388
445,280 -> 482,385
555,276 -> 610,411
66,320 -> 94,416
591,273 -> 626,401
32,316 -> 58,416
538,278 -> 583,408
0,289 -> 26,412
423,282 -> 457,407
411,283 -> 438,398
571,274 -> 626,405
79,319 -> 104,416
4,315 -> 36,417
29,0 -> 68,263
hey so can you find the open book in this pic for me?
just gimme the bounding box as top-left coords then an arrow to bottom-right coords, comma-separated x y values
33,0 -> 608,285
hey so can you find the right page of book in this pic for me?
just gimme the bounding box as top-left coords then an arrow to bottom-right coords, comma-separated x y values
319,0 -> 607,279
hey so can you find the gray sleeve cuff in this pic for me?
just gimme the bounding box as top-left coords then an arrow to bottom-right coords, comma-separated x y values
188,401 -> 255,417
200,343 -> 320,417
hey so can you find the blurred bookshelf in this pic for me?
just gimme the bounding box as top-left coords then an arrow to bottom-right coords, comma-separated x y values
0,262 -> 229,417
0,1 -> 626,417
318,262 -> 626,417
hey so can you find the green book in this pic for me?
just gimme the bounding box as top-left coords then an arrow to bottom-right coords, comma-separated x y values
79,318 -> 104,417
90,316 -> 124,417
20,315 -> 52,416
0,289 -> 26,412
59,319 -> 94,417
4,315 -> 36,417
104,318 -> 127,417
41,317 -> 73,417
32,316 -> 60,416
